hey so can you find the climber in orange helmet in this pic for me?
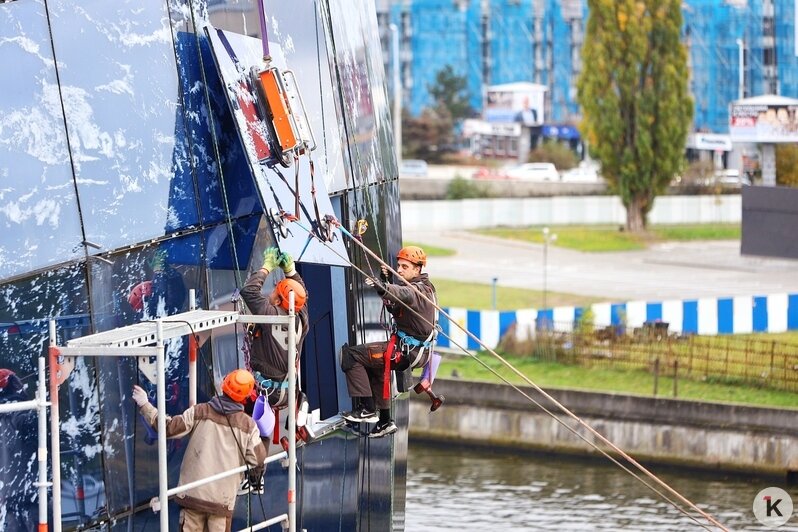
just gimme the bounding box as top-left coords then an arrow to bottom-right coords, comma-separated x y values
340,245 -> 438,438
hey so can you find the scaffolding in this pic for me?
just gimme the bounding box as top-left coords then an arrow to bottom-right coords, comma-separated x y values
40,289 -> 301,531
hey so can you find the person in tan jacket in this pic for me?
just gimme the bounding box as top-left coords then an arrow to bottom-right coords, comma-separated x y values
132,369 -> 267,531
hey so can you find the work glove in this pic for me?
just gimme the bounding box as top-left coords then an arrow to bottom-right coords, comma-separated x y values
262,247 -> 280,272
379,265 -> 390,283
365,277 -> 387,297
131,385 -> 149,408
279,252 -> 295,277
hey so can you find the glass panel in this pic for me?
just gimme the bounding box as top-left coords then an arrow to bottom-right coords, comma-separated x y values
87,235 -> 201,515
326,0 -> 399,189
0,265 -> 94,529
46,0 -> 199,250
204,27 -> 350,266
0,1 -> 85,280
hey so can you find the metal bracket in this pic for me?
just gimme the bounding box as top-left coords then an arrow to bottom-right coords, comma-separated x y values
138,356 -> 158,385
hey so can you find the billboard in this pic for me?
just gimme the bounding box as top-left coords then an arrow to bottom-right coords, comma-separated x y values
730,101 -> 798,143
484,83 -> 546,126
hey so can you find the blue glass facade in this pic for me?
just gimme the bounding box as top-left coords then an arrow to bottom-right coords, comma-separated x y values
0,0 -> 405,529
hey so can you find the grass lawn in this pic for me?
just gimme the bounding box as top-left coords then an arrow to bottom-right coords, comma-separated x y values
403,241 -> 456,257
433,278 -> 604,310
476,223 -> 741,252
438,352 -> 798,409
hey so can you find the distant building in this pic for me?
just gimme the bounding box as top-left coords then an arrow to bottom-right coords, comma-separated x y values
377,0 -> 798,135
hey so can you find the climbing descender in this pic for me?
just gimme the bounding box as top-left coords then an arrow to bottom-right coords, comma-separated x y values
268,208 -> 297,240
355,219 -> 369,240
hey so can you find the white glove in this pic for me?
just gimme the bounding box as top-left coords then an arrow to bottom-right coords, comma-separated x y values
131,385 -> 149,407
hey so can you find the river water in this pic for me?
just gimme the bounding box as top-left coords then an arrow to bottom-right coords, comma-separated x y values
406,443 -> 797,531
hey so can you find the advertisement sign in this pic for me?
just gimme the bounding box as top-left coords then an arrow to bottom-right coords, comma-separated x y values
730,102 -> 798,143
484,83 -> 546,126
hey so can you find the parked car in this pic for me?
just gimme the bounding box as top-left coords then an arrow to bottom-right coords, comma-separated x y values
714,168 -> 751,187
561,161 -> 602,183
505,162 -> 560,181
399,159 -> 428,177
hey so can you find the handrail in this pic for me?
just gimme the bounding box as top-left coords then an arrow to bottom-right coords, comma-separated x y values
0,398 -> 42,414
238,513 -> 289,532
157,451 -> 287,501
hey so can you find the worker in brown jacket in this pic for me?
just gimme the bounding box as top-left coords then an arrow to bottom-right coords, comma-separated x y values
132,369 -> 267,531
340,246 -> 437,438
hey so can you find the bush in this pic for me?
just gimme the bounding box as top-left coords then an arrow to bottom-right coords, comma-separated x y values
776,144 -> 798,187
528,141 -> 578,170
445,176 -> 491,199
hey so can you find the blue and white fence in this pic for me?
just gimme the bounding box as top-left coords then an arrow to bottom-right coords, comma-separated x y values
437,293 -> 798,350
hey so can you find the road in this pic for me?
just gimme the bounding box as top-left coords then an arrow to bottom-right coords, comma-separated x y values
405,229 -> 798,302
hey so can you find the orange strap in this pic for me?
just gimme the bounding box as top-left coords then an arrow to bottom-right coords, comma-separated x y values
382,335 -> 398,400
272,407 -> 280,445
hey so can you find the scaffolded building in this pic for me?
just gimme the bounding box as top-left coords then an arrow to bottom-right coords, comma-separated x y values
379,0 -> 798,133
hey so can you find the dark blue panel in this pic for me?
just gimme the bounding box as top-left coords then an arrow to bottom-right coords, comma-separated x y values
753,296 -> 769,332
0,265 -> 91,529
682,300 -> 698,334
301,263 -> 342,419
466,310 -> 481,350
536,309 -> 554,331
437,309 -> 450,348
0,2 -> 85,280
646,303 -> 663,322
789,295 -> 798,331
499,311 -> 517,340
717,298 -> 734,334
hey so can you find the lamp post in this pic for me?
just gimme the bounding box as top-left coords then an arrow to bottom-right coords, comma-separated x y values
736,38 -> 745,100
542,227 -> 557,312
491,277 -> 498,310
389,23 -> 402,165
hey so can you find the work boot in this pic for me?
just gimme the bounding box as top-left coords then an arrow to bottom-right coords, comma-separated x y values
368,419 -> 397,438
341,408 -> 379,424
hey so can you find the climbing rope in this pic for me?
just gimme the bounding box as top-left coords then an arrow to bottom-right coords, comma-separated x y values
285,215 -> 728,532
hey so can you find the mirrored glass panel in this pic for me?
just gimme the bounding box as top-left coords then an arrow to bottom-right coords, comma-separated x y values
325,0 -> 398,189
46,0 -> 200,249
0,1 -> 85,280
204,27 -> 350,265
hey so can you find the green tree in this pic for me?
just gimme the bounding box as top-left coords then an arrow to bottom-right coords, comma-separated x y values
428,65 -> 473,123
402,107 -> 453,162
776,144 -> 798,187
577,0 -> 692,232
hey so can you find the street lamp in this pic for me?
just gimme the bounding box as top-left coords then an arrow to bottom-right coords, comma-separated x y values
491,276 -> 498,310
542,227 -> 557,312
736,38 -> 745,100
389,23 -> 402,165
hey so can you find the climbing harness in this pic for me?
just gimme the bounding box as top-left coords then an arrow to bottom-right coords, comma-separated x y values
282,214 -> 728,532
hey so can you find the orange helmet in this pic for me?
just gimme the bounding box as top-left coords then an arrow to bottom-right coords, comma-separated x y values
275,278 -> 307,311
128,281 -> 153,312
222,369 -> 255,403
397,246 -> 426,267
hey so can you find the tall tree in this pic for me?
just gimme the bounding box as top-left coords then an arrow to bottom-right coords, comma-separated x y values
428,65 -> 473,123
577,0 -> 692,232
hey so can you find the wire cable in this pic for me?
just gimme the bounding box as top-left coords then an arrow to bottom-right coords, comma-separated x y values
286,216 -> 728,532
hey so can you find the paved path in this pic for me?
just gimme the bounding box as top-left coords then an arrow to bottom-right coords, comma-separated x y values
405,229 -> 798,302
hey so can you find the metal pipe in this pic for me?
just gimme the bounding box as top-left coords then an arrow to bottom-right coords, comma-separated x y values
237,513 -> 289,532
165,451 -> 287,499
189,334 -> 197,407
49,320 -> 63,532
0,399 -> 39,414
736,39 -> 744,100
189,288 -> 196,311
155,320 -> 169,531
389,23 -> 402,166
37,355 -> 50,531
287,292 -> 297,532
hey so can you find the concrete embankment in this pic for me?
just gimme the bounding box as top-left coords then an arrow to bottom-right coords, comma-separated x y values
409,379 -> 798,477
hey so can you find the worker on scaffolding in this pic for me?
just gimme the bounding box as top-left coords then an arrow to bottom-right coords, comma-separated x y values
132,369 -> 266,531
340,246 -> 437,438
240,247 -> 309,410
